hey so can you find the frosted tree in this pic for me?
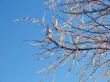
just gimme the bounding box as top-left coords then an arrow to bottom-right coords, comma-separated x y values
16,0 -> 110,82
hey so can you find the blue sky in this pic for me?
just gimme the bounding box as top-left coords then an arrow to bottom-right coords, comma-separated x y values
0,0 -> 108,82
0,0 -> 46,82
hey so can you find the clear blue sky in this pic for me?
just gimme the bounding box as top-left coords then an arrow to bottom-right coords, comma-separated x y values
0,0 -> 108,82
0,0 -> 46,82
